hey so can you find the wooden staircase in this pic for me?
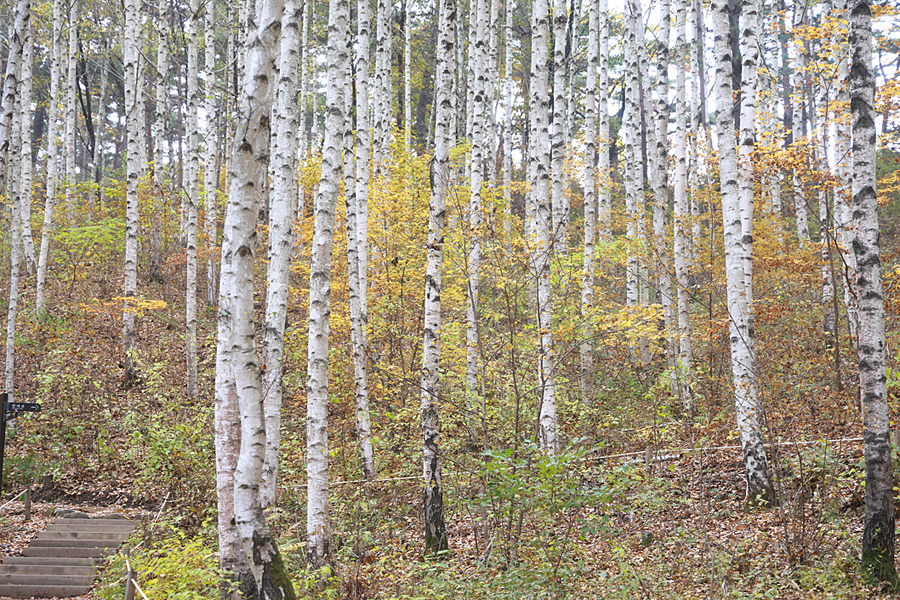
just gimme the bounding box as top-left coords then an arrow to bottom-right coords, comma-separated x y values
0,516 -> 138,598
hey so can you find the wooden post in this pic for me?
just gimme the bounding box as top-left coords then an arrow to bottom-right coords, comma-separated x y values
124,569 -> 137,600
23,486 -> 30,521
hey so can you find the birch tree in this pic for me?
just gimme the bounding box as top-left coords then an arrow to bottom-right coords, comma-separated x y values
466,0 -> 488,440
550,0 -> 568,254
186,0 -> 201,400
0,0 -> 30,196
530,0 -> 557,454
850,0 -> 897,585
64,0 -> 78,218
5,3 -> 28,402
354,0 -> 375,479
122,0 -> 141,387
36,0 -> 64,312
712,0 -> 772,503
261,0 -> 303,509
623,0 -> 641,311
307,0 -> 350,567
580,0 -> 598,406
205,0 -> 219,307
18,17 -> 36,275
421,0 -> 454,553
738,0 -> 758,310
673,0 -> 694,413
597,0 -> 610,243
217,0 -> 298,592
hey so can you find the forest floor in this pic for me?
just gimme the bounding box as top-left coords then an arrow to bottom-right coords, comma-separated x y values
0,430 -> 897,598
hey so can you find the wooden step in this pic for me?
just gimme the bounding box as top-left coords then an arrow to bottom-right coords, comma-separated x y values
22,545 -> 114,558
0,564 -> 97,576
30,538 -> 122,548
0,583 -> 92,598
37,530 -> 131,541
2,556 -> 99,567
0,573 -> 95,586
46,518 -> 138,530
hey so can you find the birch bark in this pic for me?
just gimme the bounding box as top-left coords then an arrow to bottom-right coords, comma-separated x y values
18,18 -> 36,276
205,0 -> 219,307
36,0 -> 63,312
850,0 -> 897,585
261,0 -> 302,509
0,0 -> 29,197
186,0 -> 200,400
597,0 -> 610,243
421,0 -> 454,553
354,0 -> 375,479
466,0 -> 487,441
550,0 -> 568,255
712,0 -> 772,503
580,0 -> 598,406
122,0 -> 141,387
64,0 -> 78,220
307,0 -> 350,566
224,0 -> 297,594
531,0 -> 557,454
673,0 -> 694,414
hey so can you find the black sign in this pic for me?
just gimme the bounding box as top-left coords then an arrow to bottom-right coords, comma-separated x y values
7,402 -> 40,413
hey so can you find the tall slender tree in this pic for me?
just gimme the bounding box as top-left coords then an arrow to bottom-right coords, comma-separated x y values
850,0 -> 897,586
712,0 -> 772,503
421,0 -> 454,553
261,0 -> 303,509
122,0 -> 141,387
306,0 -> 350,567
673,0 -> 694,414
218,0 -> 298,592
36,0 -> 63,312
580,0 -> 598,406
354,0 -> 375,479
530,0 -> 557,454
550,0 -> 568,254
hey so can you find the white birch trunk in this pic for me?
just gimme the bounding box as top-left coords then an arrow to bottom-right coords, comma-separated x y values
0,0 -> 29,196
531,0 -> 557,454
466,0 -> 487,441
205,0 -> 219,308
624,0 -> 640,310
737,0 -> 758,310
850,0 -> 896,582
404,0 -> 411,150
374,0 -> 390,170
36,0 -> 62,312
502,0 -> 513,217
5,22 -> 26,402
835,0 -> 857,343
18,18 -> 36,276
597,0 -> 610,243
354,0 -> 375,479
307,0 -> 350,567
224,0 -> 297,595
421,0 -> 454,553
185,0 -> 200,400
580,0 -> 598,406
550,0 -> 568,255
712,0 -> 772,503
150,16 -> 168,284
64,0 -> 78,219
260,0 -> 302,509
673,0 -> 694,414
122,0 -> 141,387
298,0 -> 309,218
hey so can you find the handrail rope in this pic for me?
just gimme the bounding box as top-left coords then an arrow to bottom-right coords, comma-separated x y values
0,487 -> 29,513
289,436 -> 865,489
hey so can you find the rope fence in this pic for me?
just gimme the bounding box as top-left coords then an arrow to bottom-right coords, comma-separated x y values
290,436 -> 866,489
